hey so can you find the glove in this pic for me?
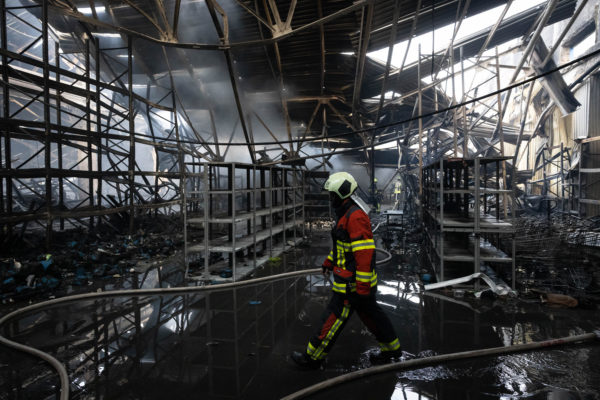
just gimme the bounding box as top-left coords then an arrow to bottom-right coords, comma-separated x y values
322,265 -> 331,278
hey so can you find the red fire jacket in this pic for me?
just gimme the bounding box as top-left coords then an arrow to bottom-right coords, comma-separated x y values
322,199 -> 378,296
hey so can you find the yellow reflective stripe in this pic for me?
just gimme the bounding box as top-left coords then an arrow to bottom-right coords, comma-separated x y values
356,271 -> 377,284
353,244 -> 375,251
351,239 -> 374,247
327,252 -> 334,262
332,282 -> 356,293
312,304 -> 351,359
332,281 -> 347,294
356,271 -> 372,279
307,343 -> 328,360
336,240 -> 351,250
352,239 -> 376,251
335,242 -> 347,268
379,338 -> 401,351
351,239 -> 375,250
307,342 -> 317,357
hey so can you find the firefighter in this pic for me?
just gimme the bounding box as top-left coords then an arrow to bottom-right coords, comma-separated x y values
373,178 -> 382,213
393,178 -> 403,210
291,172 -> 401,369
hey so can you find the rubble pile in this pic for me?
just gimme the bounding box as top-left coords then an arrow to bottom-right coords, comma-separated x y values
1,215 -> 183,303
513,215 -> 600,306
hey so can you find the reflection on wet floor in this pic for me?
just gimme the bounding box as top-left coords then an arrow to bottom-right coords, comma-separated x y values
1,234 -> 600,400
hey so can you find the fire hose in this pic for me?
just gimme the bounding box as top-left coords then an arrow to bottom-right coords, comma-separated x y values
2,263 -> 598,400
281,331 -> 600,400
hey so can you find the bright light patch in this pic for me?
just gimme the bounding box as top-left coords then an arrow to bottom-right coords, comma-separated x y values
79,6 -> 106,14
377,282 -> 421,304
368,0 -> 547,68
374,141 -> 397,150
92,32 -> 121,38
572,32 -> 595,59
391,384 -> 432,399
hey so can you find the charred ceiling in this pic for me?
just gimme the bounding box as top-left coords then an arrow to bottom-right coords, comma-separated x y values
2,0 -> 600,243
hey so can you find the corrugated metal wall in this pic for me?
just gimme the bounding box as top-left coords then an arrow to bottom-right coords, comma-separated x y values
573,80 -> 591,140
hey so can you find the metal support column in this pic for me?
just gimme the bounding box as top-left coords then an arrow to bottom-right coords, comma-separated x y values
86,37 -> 94,229
55,42 -> 64,231
203,163 -> 210,279
96,38 -> 103,219
474,158 -> 481,290
42,0 -> 52,249
0,0 -> 6,233
127,37 -> 135,234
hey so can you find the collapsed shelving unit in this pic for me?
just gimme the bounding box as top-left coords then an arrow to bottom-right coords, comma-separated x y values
183,162 -> 305,282
422,157 -> 516,289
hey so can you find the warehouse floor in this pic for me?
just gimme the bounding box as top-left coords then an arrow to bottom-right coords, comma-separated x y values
1,224 -> 600,400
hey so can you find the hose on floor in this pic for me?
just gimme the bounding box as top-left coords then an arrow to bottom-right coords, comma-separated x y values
1,244 -> 392,400
0,267 -> 321,400
372,221 -> 382,232
374,247 -> 392,264
280,331 -> 600,400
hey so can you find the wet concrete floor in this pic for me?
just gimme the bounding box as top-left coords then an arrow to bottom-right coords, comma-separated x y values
1,227 -> 600,400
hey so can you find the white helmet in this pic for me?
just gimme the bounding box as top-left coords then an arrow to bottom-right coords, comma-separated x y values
324,172 -> 358,199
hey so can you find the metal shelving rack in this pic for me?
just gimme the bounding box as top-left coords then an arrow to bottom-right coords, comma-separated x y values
183,162 -> 305,282
422,157 -> 516,288
303,170 -> 330,222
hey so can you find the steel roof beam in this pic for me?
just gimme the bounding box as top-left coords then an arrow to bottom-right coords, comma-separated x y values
352,1 -> 374,129
205,0 -> 256,163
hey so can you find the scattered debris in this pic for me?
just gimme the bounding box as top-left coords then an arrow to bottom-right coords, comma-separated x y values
424,272 -> 517,297
267,257 -> 282,267
0,215 -> 182,303
531,289 -> 579,308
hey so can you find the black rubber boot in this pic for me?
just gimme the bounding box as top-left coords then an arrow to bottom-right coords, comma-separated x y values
291,351 -> 323,370
369,348 -> 403,364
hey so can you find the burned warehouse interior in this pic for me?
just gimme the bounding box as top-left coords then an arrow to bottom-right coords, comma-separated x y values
1,0 -> 600,399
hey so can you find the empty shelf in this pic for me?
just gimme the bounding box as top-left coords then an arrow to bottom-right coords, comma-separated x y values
188,220 -> 303,253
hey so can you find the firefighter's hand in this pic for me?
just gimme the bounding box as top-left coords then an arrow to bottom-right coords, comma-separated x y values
321,266 -> 331,278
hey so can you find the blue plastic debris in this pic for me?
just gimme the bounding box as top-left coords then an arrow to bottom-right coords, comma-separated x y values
15,285 -> 30,294
249,300 -> 262,305
219,268 -> 233,278
67,241 -> 78,248
39,276 -> 59,289
40,258 -> 53,271
93,265 -> 106,276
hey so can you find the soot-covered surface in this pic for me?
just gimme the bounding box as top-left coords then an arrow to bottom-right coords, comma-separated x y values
1,227 -> 599,400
